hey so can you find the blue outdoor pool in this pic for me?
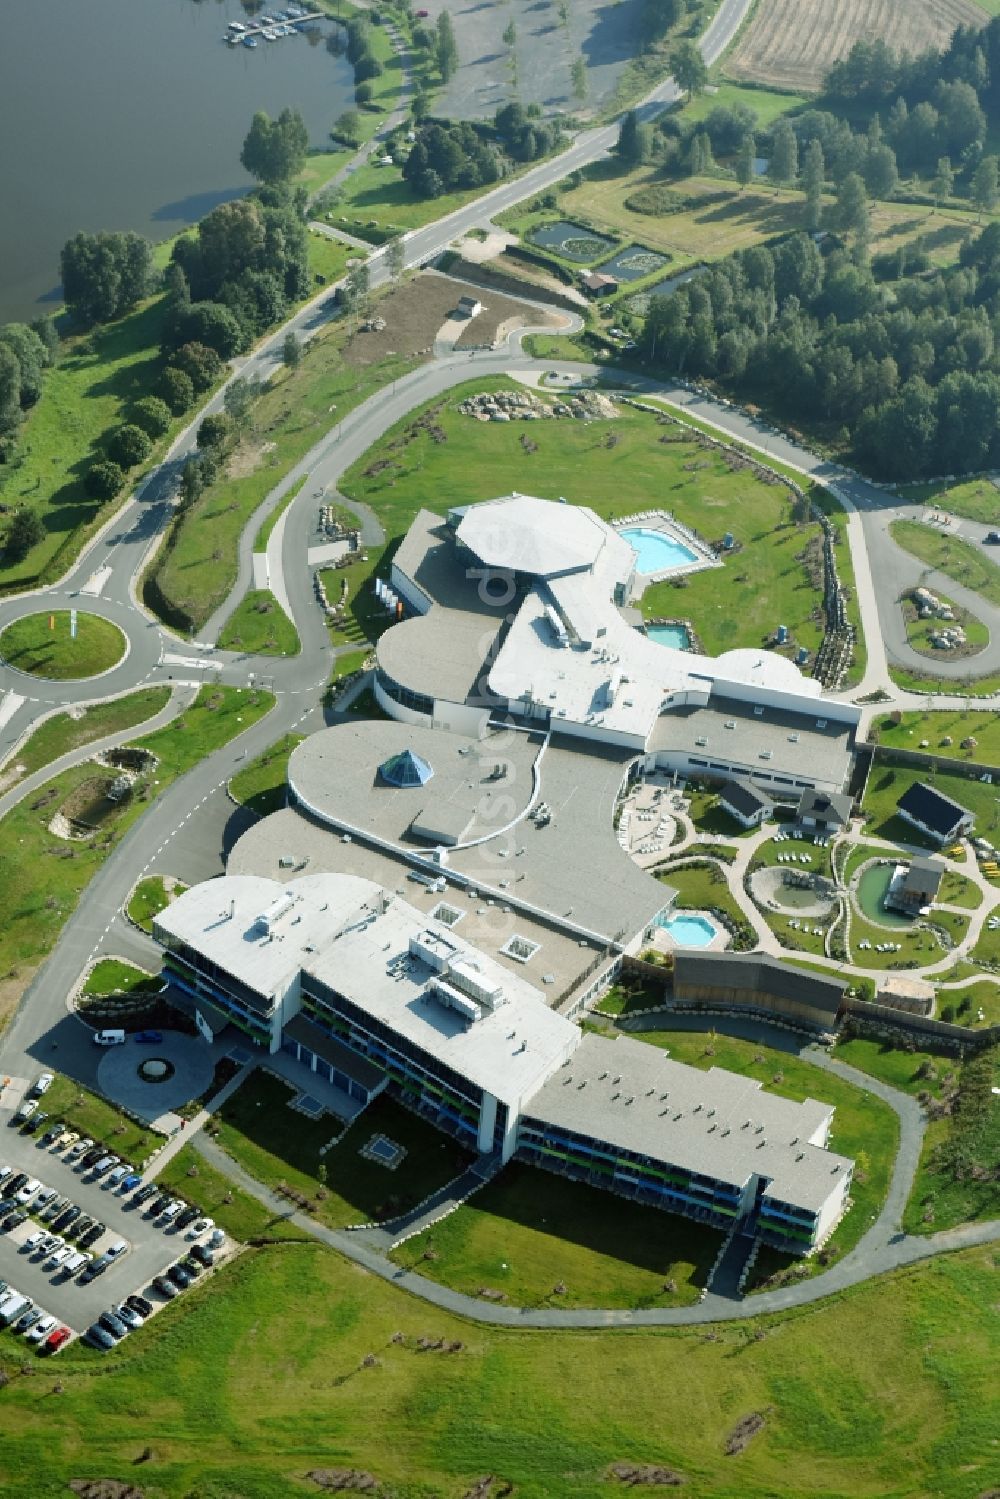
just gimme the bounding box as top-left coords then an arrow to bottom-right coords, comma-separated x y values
660,913 -> 718,947
647,623 -> 691,651
622,527 -> 698,574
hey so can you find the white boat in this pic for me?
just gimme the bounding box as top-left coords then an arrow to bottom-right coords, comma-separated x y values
228,19 -> 246,30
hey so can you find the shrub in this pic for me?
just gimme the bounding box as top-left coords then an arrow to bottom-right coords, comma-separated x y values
3,508 -> 44,562
355,81 -> 374,106
160,365 -> 194,415
108,423 -> 153,469
85,460 -> 125,500
131,395 -> 172,440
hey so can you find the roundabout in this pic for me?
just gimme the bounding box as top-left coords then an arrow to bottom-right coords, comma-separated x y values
0,608 -> 127,680
95,1031 -> 215,1119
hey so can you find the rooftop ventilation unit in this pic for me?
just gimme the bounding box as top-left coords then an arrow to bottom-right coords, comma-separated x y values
255,892 -> 295,934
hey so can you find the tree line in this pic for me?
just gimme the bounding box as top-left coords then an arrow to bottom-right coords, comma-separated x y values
640,221 -> 1000,480
402,104 -> 563,200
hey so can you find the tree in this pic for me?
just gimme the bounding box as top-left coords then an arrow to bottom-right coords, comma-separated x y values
670,40 -> 708,98
130,396 -> 172,440
864,142 -> 898,200
802,137 -> 825,232
108,423 -> 153,469
160,365 -> 195,415
60,231 -> 152,326
4,509 -> 44,562
687,130 -> 714,176
168,302 -> 246,360
386,236 -> 406,280
502,19 -> 516,47
835,172 -> 870,246
332,109 -> 363,147
617,110 -> 640,162
282,331 -> 302,368
932,155 -> 955,206
641,0 -> 682,43
85,461 -> 125,501
435,11 -> 458,83
224,376 -> 259,426
197,413 -> 234,452
355,81 -> 374,106
735,132 -> 756,190
769,118 -> 798,188
343,262 -> 370,315
973,154 -> 1000,217
571,56 -> 587,101
0,323 -> 48,410
0,344 -> 20,434
240,108 -> 309,185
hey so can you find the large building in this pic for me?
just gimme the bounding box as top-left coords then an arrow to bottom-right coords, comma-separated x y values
377,495 -> 860,793
154,869 -> 854,1251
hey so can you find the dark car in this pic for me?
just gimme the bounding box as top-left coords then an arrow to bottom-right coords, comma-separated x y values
132,1030 -> 163,1044
147,1193 -> 171,1218
168,1263 -> 192,1289
23,1111 -> 48,1136
40,1195 -> 68,1223
189,1242 -> 214,1269
2,1210 -> 27,1232
6,1172 -> 27,1197
99,1310 -> 129,1340
180,1255 -> 204,1277
126,1293 -> 154,1318
52,1205 -> 81,1233
176,1205 -> 200,1232
69,1215 -> 94,1242
152,1274 -> 178,1300
131,1183 -> 158,1207
985,530 -> 1000,543
85,1323 -> 116,1351
78,1221 -> 105,1250
79,1146 -> 104,1170
40,1123 -> 63,1147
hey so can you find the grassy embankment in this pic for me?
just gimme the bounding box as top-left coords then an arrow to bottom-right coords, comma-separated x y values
339,378 -> 857,665
1,686 -> 170,784
81,958 -> 160,998
126,874 -> 188,934
228,732 -> 305,818
873,708 -> 1000,768
904,1045 -> 1000,1233
0,1239 -> 996,1496
900,472 -> 1000,523
862,760 -> 1000,847
0,686 -> 273,1026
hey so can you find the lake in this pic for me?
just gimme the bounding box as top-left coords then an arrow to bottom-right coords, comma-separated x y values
0,0 -> 356,325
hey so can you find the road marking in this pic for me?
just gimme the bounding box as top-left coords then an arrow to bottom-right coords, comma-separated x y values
0,691 -> 26,733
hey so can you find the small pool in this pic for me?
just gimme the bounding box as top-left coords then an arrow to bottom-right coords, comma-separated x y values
622,527 -> 698,575
660,913 -> 718,947
647,623 -> 691,651
856,865 -> 913,929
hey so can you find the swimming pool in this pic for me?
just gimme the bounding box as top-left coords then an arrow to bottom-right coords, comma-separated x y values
622,527 -> 698,574
647,623 -> 691,651
660,913 -> 718,947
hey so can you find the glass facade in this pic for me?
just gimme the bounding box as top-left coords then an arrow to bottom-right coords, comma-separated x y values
161,943 -> 274,1048
374,667 -> 434,719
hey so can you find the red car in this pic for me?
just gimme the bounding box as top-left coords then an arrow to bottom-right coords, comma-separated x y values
416,7 -> 429,14
44,1326 -> 71,1354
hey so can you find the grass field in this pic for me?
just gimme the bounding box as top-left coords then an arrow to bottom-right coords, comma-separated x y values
891,520 -> 1000,609
42,1073 -> 162,1159
3,686 -> 170,783
339,380 -> 846,661
0,1240 -> 996,1497
901,472 -> 1000,523
391,1162 -> 723,1309
217,589 -> 300,656
81,957 -> 159,997
0,611 -> 126,680
253,475 -> 307,551
861,761 -> 1000,845
938,977 -> 1000,1023
873,708 -> 1000,768
211,1073 -> 472,1229
228,732 -> 304,818
0,686 -> 272,1027
152,1143 -> 310,1244
320,542 -> 388,647
724,0 -> 986,93
834,1035 -> 958,1100
126,874 -> 188,934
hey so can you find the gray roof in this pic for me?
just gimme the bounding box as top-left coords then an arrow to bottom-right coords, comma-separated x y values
524,1033 -> 851,1213
797,788 -> 853,824
283,1013 -> 385,1092
719,781 -> 773,817
673,952 -> 845,1014
903,857 -> 944,895
650,693 -> 854,792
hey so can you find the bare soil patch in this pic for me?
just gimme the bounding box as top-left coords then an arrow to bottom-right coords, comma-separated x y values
724,1409 -> 771,1456
608,1462 -> 686,1486
69,1483 -> 146,1499
226,438 -> 276,480
342,272 -> 554,366
307,1472 -> 379,1492
726,0 -> 986,93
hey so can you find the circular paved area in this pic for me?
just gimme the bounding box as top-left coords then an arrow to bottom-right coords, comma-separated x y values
96,1032 -> 215,1117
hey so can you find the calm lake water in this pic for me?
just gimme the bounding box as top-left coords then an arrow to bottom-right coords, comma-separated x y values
0,0 -> 355,324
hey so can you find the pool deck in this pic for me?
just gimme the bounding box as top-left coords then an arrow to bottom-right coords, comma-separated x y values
614,510 -> 721,595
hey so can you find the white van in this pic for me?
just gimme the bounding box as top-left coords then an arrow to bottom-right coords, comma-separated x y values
93,1030 -> 126,1047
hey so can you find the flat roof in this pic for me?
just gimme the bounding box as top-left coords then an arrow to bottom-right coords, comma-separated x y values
456,495 -> 630,579
303,896 -> 578,1106
650,694 -> 854,790
525,1033 -> 850,1212
283,1013 -> 386,1092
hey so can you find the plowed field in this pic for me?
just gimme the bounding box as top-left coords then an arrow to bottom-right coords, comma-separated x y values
726,0 -> 987,93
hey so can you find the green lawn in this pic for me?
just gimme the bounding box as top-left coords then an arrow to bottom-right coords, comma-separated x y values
0,685 -> 272,1026
872,708 -> 1000,769
216,589 -> 300,656
320,542 -> 388,647
862,761 -> 1000,846
751,832 -> 834,878
82,958 -> 160,997
899,473 -> 1000,522
0,1238 -> 996,1497
834,1035 -> 958,1102
146,312 -> 417,631
891,519 -> 1000,609
211,1073 -> 472,1229
904,1045 -> 1000,1234
41,1074 -> 162,1159
126,874 -> 188,934
152,1143 -> 309,1244
340,381 -> 841,660
0,610 -> 126,679
306,228 -> 352,290
938,868 -> 984,910
686,785 -> 756,837
660,861 -> 755,945
391,1162 -> 723,1310
937,979 -> 1000,1025
7,686 -> 170,780
228,732 -> 304,818
635,1027 -> 899,1274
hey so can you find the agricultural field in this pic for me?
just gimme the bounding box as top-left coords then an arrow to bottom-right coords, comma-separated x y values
725,0 -> 986,93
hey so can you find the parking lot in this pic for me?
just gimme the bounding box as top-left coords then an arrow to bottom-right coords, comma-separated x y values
0,1101 -> 228,1333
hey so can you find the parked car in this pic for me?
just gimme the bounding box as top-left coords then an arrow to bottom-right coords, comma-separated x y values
131,1183 -> 158,1207
91,1155 -> 118,1178
84,1323 -> 116,1351
152,1274 -> 178,1299
47,1246 -> 73,1271
176,1205 -> 200,1232
70,1215 -> 94,1242
148,1194 -> 171,1217
40,1195 -> 69,1223
187,1216 -> 214,1240
180,1255 -> 204,1277
114,1301 -> 144,1329
132,1031 -> 163,1044
121,1173 -> 142,1194
0,1166 -> 12,1185
79,1146 -> 103,1169
0,1293 -> 30,1326
26,1314 -> 56,1344
44,1326 -> 71,1353
64,1251 -> 91,1276
985,530 -> 1000,543
126,1293 -> 154,1318
160,1200 -> 185,1225
14,1099 -> 37,1124
15,1305 -> 40,1333
208,1228 -> 225,1250
15,1178 -> 42,1204
33,1186 -> 57,1211
56,1130 -> 79,1151
23,1229 -> 47,1254
6,1172 -> 27,1196
66,1136 -> 92,1161
105,1164 -> 130,1190
39,1235 -> 64,1257
40,1123 -> 63,1147
2,1211 -> 27,1233
167,1263 -> 192,1290
23,1111 -> 48,1135
92,1030 -> 126,1047
28,1073 -> 53,1099
78,1221 -> 105,1250
189,1242 -> 215,1269
99,1309 -> 129,1340
53,1205 -> 81,1233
